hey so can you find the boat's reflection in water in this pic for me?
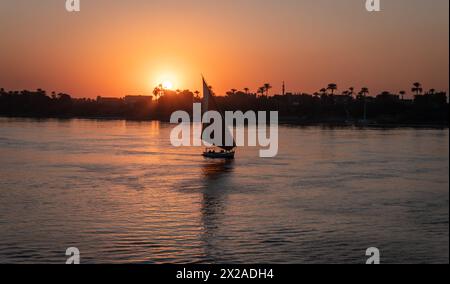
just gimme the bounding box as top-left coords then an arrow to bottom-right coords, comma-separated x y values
200,159 -> 235,262
201,158 -> 235,180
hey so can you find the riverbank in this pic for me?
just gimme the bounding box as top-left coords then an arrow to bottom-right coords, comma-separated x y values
1,115 -> 448,129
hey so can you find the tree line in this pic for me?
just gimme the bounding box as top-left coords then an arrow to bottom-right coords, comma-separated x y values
0,82 -> 447,125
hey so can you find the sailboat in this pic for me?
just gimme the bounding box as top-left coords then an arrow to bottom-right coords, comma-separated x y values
201,77 -> 236,159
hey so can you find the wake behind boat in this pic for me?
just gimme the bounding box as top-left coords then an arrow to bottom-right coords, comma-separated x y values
201,77 -> 236,159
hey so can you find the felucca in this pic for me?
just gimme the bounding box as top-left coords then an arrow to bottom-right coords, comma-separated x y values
201,77 -> 236,159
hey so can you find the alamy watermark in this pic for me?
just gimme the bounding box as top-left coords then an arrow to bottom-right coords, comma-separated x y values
65,247 -> 80,264
64,1 -> 381,13
366,0 -> 381,12
63,246 -> 380,264
65,0 -> 80,12
170,104 -> 279,158
366,247 -> 381,264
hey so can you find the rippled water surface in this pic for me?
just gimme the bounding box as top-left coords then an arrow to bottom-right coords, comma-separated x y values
0,118 -> 448,264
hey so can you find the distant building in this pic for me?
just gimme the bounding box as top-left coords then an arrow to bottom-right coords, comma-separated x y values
97,96 -> 123,105
124,95 -> 153,105
376,92 -> 400,103
334,95 -> 353,104
274,93 -> 314,107
414,93 -> 447,107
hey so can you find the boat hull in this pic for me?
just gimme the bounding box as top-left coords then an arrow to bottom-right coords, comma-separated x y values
202,151 -> 235,159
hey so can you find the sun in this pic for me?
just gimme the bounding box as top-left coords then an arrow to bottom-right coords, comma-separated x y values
162,80 -> 174,90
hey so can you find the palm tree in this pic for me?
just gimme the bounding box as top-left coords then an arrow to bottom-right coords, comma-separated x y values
152,87 -> 160,96
257,87 -> 266,98
263,83 -> 272,97
399,90 -> 406,100
153,86 -> 162,100
360,87 -> 369,121
412,82 -> 423,96
348,87 -> 355,98
428,89 -> 436,95
194,90 -> 200,99
360,87 -> 369,97
327,83 -> 337,95
243,87 -> 249,95
319,88 -> 327,97
226,89 -> 237,97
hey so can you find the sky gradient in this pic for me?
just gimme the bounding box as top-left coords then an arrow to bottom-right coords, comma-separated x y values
0,0 -> 448,98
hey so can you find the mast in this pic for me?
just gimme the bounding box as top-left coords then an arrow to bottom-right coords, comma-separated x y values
201,77 -> 236,151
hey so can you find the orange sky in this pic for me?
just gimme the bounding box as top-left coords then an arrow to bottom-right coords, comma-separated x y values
0,0 -> 448,99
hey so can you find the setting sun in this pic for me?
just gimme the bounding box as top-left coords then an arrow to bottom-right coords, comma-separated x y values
162,80 -> 174,90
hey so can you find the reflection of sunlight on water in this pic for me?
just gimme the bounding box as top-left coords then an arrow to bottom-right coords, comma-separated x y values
0,118 -> 448,264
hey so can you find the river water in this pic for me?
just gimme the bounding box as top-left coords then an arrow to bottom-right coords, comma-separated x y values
0,118 -> 448,264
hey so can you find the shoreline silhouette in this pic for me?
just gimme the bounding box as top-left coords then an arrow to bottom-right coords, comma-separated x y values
0,83 -> 448,127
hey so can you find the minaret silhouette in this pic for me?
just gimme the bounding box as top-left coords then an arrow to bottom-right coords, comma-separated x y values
282,81 -> 286,96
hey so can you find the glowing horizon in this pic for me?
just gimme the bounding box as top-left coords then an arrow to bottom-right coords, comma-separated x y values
0,0 -> 448,99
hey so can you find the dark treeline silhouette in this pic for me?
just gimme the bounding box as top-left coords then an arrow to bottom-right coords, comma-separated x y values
0,82 -> 448,126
